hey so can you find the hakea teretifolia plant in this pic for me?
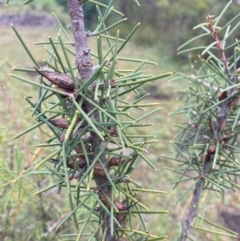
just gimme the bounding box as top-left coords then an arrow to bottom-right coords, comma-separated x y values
9,0 -> 172,240
168,5 -> 240,241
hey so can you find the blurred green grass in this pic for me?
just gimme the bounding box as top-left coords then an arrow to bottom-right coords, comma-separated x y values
0,6 -> 239,241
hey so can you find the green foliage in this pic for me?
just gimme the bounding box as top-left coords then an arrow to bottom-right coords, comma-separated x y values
0,19 -> 174,241
117,0 -> 240,57
168,2 -> 240,240
8,0 -> 171,240
0,146 -> 75,240
2,0 -> 240,241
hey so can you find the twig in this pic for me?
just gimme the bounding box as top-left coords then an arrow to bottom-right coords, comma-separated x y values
179,162 -> 211,241
207,15 -> 232,84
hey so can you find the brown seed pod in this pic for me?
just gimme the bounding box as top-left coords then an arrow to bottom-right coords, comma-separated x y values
94,163 -> 106,177
74,143 -> 91,154
74,144 -> 91,168
50,118 -> 69,129
218,91 -> 227,101
67,158 -> 75,168
200,152 -> 212,163
77,157 -> 87,168
66,157 -> 86,169
51,157 -> 83,170
50,117 -> 83,130
204,153 -> 212,163
55,86 -> 75,98
108,156 -> 131,168
108,156 -> 118,167
35,67 -> 79,90
75,145 -> 83,154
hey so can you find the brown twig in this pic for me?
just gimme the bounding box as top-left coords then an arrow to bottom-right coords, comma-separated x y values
206,15 -> 232,84
179,162 -> 212,241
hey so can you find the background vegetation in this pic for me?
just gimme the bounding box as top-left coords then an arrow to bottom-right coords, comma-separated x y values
0,0 -> 240,240
55,0 -> 240,58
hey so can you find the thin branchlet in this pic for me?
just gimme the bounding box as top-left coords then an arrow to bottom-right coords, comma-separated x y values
179,15 -> 238,241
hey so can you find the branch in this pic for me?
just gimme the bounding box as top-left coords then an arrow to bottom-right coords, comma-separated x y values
68,0 -> 93,85
179,162 -> 212,241
207,15 -> 232,84
180,16 -> 235,241
67,1 -> 116,240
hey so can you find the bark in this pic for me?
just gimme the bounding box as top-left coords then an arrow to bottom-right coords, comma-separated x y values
179,163 -> 212,241
67,0 -> 116,240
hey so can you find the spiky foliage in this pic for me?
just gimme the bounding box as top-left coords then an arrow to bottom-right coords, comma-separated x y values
167,2 -> 240,240
7,0 -> 171,240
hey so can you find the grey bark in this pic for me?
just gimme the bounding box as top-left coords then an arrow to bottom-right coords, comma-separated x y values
67,0 -> 116,240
